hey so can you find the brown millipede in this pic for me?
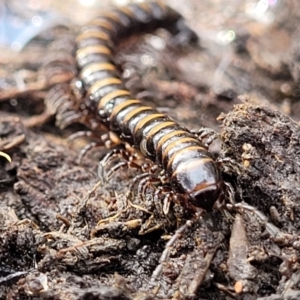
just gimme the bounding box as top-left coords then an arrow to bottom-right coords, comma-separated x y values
76,0 -> 224,211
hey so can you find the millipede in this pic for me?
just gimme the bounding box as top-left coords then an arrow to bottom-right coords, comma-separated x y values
75,0 -> 224,213
73,3 -> 230,284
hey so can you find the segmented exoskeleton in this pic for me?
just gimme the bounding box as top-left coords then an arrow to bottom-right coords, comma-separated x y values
73,2 -> 294,295
76,1 -> 224,211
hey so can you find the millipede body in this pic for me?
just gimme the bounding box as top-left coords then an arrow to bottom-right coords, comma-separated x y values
75,1 -> 223,210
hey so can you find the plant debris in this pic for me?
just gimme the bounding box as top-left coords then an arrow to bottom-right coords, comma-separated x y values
1,1 -> 300,299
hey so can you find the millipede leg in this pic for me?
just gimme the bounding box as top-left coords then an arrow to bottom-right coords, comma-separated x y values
104,160 -> 141,182
98,147 -> 145,183
128,173 -> 151,199
151,219 -> 193,281
98,148 -> 125,182
191,127 -> 219,147
68,130 -> 96,141
227,201 -> 290,243
131,164 -> 161,201
70,78 -> 85,101
138,176 -> 162,202
77,142 -> 105,164
69,132 -> 118,164
162,190 -> 173,215
56,110 -> 83,129
45,84 -> 70,113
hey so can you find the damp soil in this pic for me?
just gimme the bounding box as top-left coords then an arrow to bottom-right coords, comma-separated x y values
1,1 -> 300,299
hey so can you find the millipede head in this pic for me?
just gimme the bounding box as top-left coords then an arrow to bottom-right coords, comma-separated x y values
171,157 -> 224,211
188,180 -> 224,211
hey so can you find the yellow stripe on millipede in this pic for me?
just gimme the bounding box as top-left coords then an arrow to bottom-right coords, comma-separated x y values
134,114 -> 165,135
137,2 -> 151,13
102,11 -> 121,23
167,146 -> 208,170
122,107 -> 153,124
111,100 -> 142,118
80,63 -> 116,79
88,78 -> 122,96
145,121 -> 176,139
157,130 -> 186,150
171,157 -> 214,177
119,6 -> 135,18
98,90 -> 130,109
89,19 -> 113,30
76,31 -> 110,43
76,45 -> 111,60
162,137 -> 199,162
156,0 -> 168,12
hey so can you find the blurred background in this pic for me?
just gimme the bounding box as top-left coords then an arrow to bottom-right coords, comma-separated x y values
0,0 -> 299,128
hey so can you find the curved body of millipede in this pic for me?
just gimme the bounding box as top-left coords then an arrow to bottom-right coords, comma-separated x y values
75,0 -> 224,211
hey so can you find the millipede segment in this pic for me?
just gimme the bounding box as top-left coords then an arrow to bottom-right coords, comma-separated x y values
75,1 -> 223,211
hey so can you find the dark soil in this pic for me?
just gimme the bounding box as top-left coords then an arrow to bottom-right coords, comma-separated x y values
1,1 -> 300,299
